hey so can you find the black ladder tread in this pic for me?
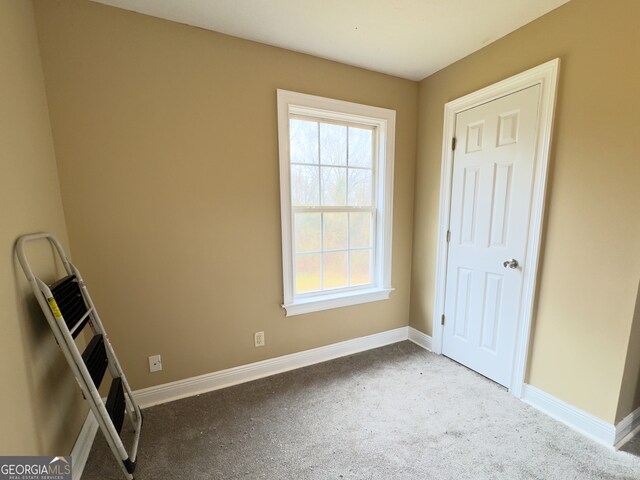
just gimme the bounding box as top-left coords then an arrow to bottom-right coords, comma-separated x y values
50,275 -> 90,337
106,377 -> 126,435
81,334 -> 108,389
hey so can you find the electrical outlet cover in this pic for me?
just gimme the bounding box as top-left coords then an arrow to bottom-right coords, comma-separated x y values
148,354 -> 162,372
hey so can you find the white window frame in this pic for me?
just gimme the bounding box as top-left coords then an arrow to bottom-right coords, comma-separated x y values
277,89 -> 395,316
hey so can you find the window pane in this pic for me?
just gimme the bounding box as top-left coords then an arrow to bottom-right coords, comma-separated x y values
348,168 -> 372,206
296,254 -> 321,293
321,166 -> 347,206
350,250 -> 372,286
349,212 -> 372,249
320,123 -> 347,165
290,119 -> 318,164
323,212 -> 348,251
291,165 -> 319,206
323,251 -> 348,289
348,127 -> 373,168
295,213 -> 321,253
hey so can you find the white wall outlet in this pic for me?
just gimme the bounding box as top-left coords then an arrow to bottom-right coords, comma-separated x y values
148,354 -> 162,373
254,331 -> 265,347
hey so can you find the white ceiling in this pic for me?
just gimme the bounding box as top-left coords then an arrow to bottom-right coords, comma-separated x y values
91,0 -> 569,81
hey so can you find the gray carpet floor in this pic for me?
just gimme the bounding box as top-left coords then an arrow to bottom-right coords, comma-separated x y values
83,341 -> 640,479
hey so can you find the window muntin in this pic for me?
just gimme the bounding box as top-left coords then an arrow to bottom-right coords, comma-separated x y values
277,90 -> 395,316
289,117 -> 376,297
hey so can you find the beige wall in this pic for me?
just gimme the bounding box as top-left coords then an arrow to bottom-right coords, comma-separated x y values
0,0 -> 86,455
33,0 -> 418,391
410,0 -> 640,423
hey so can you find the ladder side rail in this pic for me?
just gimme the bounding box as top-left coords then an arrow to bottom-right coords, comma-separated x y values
70,264 -> 144,443
30,280 -> 134,478
75,272 -> 143,462
71,263 -> 141,408
128,413 -> 143,465
122,389 -> 139,436
91,303 -> 143,443
40,281 -> 136,479
35,279 -> 132,465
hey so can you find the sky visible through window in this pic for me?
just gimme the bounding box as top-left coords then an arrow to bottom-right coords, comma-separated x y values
289,118 -> 375,294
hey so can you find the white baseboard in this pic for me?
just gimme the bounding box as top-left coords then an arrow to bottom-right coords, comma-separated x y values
615,405 -> 640,449
71,410 -> 99,480
522,384 -> 616,447
408,327 -> 432,351
134,326 -> 411,408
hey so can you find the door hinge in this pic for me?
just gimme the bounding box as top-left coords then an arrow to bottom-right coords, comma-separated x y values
441,314 -> 446,326
451,137 -> 457,151
446,230 -> 451,243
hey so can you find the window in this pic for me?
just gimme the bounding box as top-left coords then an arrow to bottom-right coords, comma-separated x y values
277,90 -> 395,316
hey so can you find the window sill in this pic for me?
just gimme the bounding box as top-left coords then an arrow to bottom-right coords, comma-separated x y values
282,287 -> 394,317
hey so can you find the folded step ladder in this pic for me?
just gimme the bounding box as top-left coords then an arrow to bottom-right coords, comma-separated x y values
16,233 -> 142,480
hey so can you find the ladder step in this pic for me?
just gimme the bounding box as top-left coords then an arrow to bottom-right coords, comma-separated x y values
106,378 -> 126,435
82,335 -> 108,389
50,275 -> 90,338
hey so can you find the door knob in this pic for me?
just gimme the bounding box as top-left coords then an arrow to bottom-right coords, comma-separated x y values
503,259 -> 519,269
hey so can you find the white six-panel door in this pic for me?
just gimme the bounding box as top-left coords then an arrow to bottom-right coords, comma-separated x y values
442,85 -> 541,387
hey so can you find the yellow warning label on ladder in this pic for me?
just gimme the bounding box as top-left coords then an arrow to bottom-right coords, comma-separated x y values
47,297 -> 63,320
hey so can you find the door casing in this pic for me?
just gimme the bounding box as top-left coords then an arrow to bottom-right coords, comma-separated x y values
431,59 -> 560,399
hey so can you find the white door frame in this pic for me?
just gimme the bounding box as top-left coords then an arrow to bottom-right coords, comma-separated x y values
431,59 -> 560,399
